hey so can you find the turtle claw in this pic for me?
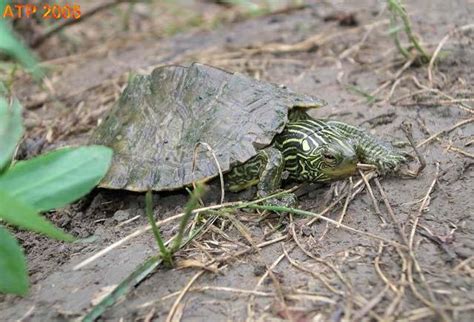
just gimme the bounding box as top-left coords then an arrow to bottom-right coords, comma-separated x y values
397,164 -> 424,178
376,154 -> 407,174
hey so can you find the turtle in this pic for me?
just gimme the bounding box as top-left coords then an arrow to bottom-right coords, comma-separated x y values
90,63 -> 405,202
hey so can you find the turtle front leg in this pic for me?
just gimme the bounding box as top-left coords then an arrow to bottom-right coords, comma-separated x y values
326,121 -> 406,174
255,147 -> 284,197
355,133 -> 406,174
256,147 -> 297,207
226,147 -> 296,207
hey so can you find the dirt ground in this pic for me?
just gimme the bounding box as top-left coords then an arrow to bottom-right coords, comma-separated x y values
1,0 -> 473,321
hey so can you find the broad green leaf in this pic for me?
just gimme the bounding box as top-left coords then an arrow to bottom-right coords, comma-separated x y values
0,2 -> 6,13
0,226 -> 28,295
0,190 -> 74,241
0,146 -> 113,212
0,20 -> 43,79
0,96 -> 23,169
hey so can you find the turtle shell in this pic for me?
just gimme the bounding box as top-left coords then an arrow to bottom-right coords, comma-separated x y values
90,63 -> 325,191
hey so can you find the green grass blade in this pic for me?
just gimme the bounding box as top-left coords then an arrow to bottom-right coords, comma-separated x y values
0,20 -> 43,80
145,190 -> 172,266
81,214 -> 218,321
0,145 -> 113,212
81,256 -> 162,322
387,24 -> 403,34
170,183 -> 206,253
0,226 -> 28,295
0,189 -> 74,241
346,85 -> 376,104
0,96 -> 23,169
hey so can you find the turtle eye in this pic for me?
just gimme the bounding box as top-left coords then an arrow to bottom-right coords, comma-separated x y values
323,153 -> 337,164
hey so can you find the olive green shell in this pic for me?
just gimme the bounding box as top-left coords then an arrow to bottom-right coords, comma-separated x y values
90,63 -> 325,191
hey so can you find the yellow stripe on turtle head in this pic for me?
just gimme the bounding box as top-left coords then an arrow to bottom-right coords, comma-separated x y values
301,139 -> 311,152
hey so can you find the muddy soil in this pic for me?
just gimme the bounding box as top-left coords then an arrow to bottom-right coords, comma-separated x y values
1,0 -> 473,321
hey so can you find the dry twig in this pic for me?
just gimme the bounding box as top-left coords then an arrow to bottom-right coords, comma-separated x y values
306,171 -> 378,226
410,76 -> 473,114
166,271 -> 204,322
337,177 -> 354,225
359,170 -> 386,224
246,248 -> 292,321
408,163 -> 440,249
428,24 -> 474,85
401,121 -> 426,177
374,242 -> 398,293
192,142 -> 225,204
353,285 -> 389,321
417,118 -> 474,148
32,0 -> 139,47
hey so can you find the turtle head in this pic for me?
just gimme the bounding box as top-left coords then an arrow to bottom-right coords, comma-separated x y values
313,140 -> 358,181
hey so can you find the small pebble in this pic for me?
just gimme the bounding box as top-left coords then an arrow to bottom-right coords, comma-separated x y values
113,209 -> 131,222
253,264 -> 266,276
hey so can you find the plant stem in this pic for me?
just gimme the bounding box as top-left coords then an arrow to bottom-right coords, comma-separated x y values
387,0 -> 430,62
389,15 -> 410,60
395,2 -> 430,61
145,190 -> 172,266
170,183 -> 206,253
81,255 -> 161,322
81,213 -> 218,322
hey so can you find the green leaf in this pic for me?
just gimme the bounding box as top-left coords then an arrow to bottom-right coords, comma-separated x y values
0,226 -> 28,295
0,145 -> 113,212
0,2 -> 6,14
0,81 -> 7,96
387,25 -> 403,35
0,20 -> 43,79
0,190 -> 74,241
0,96 -> 23,169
